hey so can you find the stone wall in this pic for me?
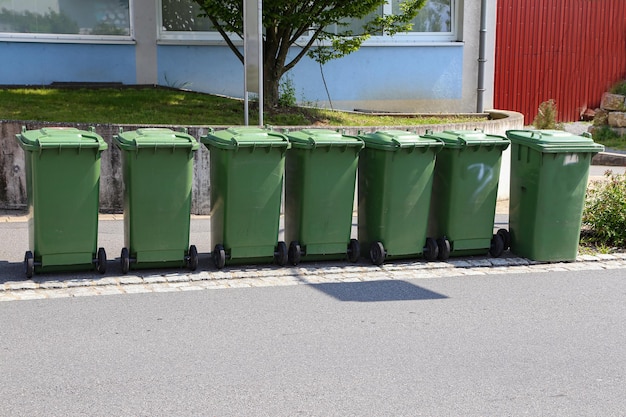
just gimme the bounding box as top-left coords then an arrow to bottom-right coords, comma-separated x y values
0,110 -> 524,214
595,92 -> 626,135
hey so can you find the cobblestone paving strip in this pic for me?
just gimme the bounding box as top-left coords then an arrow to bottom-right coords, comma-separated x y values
2,254 -> 626,302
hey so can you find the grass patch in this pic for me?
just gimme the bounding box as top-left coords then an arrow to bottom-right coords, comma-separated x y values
592,125 -> 626,151
0,87 -> 486,126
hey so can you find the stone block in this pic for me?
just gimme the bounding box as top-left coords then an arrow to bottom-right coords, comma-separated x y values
601,92 -> 626,111
593,108 -> 609,126
608,112 -> 626,128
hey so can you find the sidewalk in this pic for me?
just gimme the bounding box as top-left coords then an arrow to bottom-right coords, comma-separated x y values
2,153 -> 625,302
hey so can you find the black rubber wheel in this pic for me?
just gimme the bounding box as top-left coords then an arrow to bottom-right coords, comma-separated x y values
369,241 -> 386,266
347,239 -> 360,263
120,247 -> 130,274
423,237 -> 439,261
213,244 -> 226,270
24,251 -> 34,279
489,233 -> 505,257
275,241 -> 288,266
96,247 -> 107,274
497,228 -> 511,251
437,237 -> 451,261
188,245 -> 198,271
288,241 -> 301,266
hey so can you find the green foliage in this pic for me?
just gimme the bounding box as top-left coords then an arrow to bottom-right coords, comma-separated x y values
0,8 -> 79,34
192,0 -> 427,106
532,99 -> 564,130
163,73 -> 192,90
582,172 -> 626,247
593,125 -> 620,142
278,76 -> 297,107
609,79 -> 626,96
592,125 -> 626,150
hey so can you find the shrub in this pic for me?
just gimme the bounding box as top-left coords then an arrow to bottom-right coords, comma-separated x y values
582,171 -> 626,247
532,99 -> 563,130
278,76 -> 297,107
609,79 -> 626,96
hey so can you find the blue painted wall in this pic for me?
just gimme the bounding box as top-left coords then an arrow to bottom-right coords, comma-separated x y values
0,41 -> 463,111
157,44 -> 463,107
0,42 -> 136,85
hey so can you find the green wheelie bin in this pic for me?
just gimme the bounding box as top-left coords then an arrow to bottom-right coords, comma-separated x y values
506,130 -> 604,262
201,127 -> 290,269
358,130 -> 443,265
16,127 -> 108,278
284,129 -> 364,265
424,130 -> 510,259
114,128 -> 200,273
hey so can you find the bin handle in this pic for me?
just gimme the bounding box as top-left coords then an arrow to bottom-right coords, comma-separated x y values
230,137 -> 289,149
392,139 -> 417,149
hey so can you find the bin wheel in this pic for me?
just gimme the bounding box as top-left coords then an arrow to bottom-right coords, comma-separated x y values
213,244 -> 226,270
288,241 -> 301,266
24,251 -> 34,279
423,237 -> 439,261
96,247 -> 107,274
489,233 -> 505,258
275,241 -> 288,266
188,245 -> 199,271
347,239 -> 360,263
370,241 -> 386,266
497,228 -> 511,251
121,247 -> 130,274
437,237 -> 451,261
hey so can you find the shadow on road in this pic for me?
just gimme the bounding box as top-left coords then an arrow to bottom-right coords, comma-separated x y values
310,280 -> 448,302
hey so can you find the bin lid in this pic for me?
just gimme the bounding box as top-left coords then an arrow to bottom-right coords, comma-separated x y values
284,129 -> 364,150
506,130 -> 604,153
201,127 -> 290,150
423,130 -> 510,150
16,127 -> 108,152
358,130 -> 443,152
114,128 -> 199,151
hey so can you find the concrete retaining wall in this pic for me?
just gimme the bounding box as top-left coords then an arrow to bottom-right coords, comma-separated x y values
0,110 -> 524,215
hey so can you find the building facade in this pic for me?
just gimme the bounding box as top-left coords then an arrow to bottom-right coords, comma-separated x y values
0,0 -> 497,113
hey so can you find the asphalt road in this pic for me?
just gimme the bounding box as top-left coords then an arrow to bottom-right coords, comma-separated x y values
1,268 -> 625,416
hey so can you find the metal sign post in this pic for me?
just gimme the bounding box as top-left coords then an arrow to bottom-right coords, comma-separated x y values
244,0 -> 263,126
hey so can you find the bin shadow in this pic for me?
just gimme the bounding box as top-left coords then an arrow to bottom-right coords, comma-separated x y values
309,279 -> 448,302
0,260 -> 24,282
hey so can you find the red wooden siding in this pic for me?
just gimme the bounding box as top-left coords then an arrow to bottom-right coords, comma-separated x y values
494,0 -> 626,122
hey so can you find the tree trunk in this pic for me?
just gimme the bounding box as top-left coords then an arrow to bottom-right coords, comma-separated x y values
263,61 -> 282,109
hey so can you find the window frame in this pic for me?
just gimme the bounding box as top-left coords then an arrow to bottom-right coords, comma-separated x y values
157,0 -> 459,45
0,0 -> 135,44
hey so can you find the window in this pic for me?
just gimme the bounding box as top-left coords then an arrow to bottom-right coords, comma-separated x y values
395,0 -> 453,33
331,0 -> 456,43
161,0 -> 213,32
157,0 -> 456,43
0,0 -> 131,38
159,0 -> 221,42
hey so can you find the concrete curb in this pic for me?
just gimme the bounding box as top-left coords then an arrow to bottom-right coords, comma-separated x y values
593,152 -> 626,166
2,252 -> 626,302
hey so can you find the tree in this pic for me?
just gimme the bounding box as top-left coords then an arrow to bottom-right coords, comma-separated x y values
192,0 -> 427,108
